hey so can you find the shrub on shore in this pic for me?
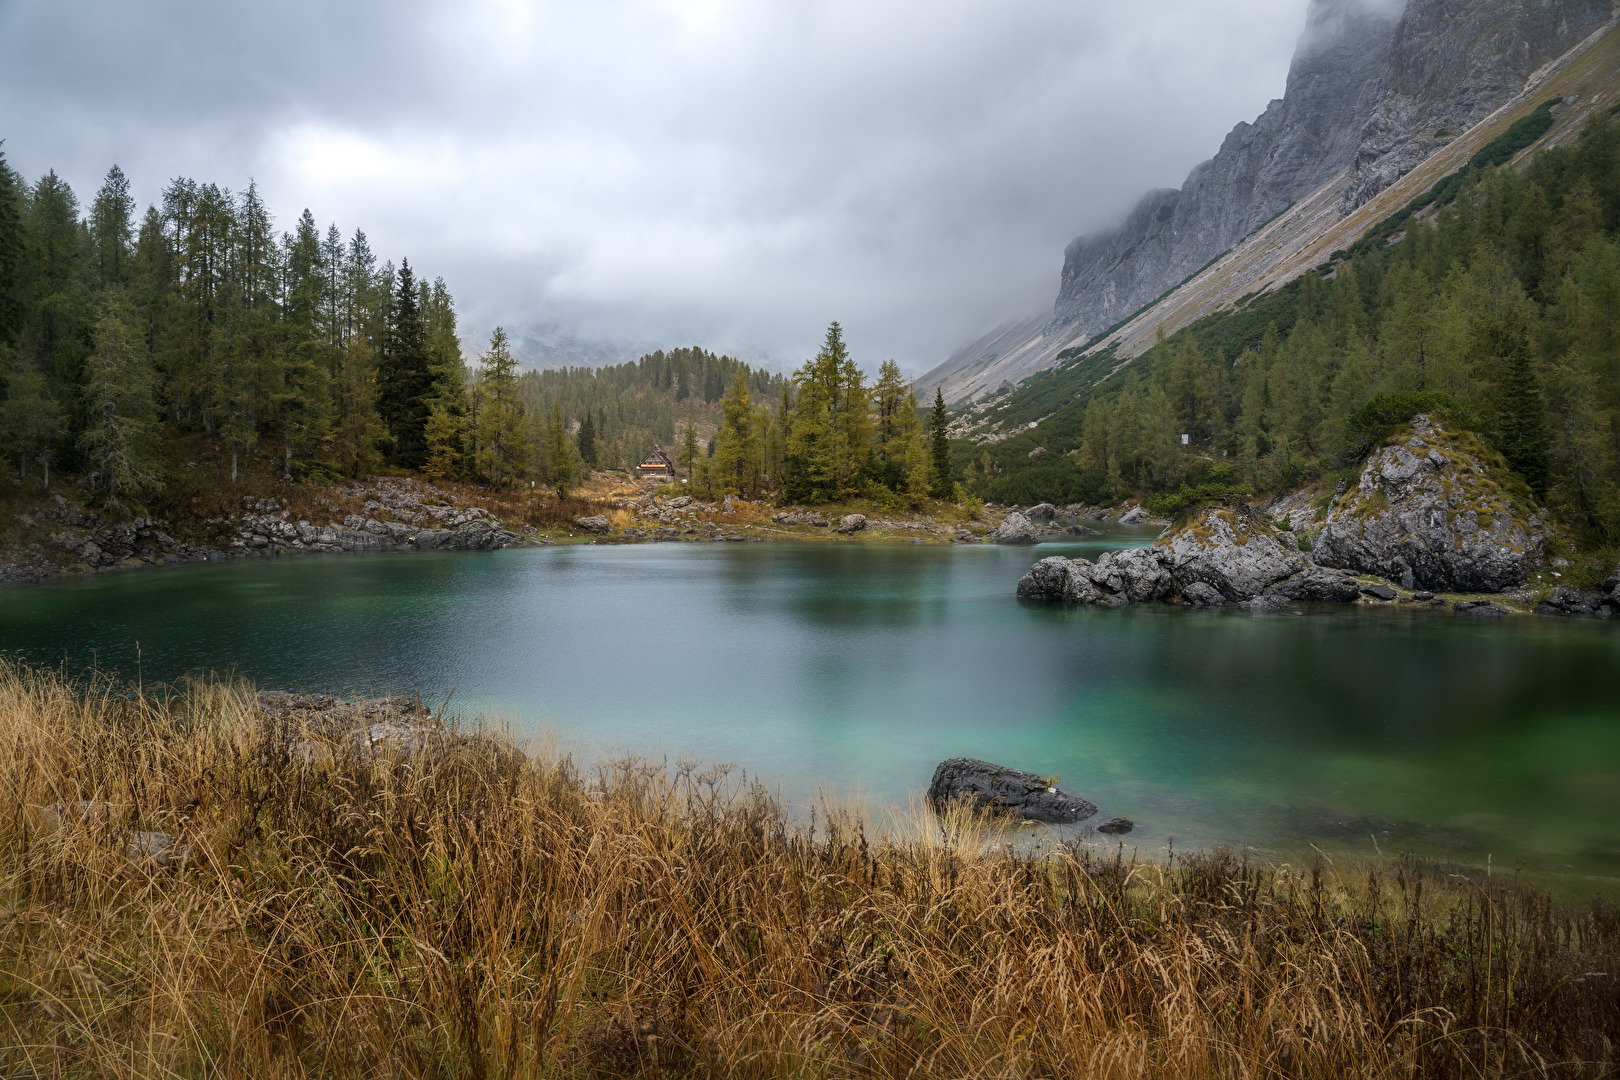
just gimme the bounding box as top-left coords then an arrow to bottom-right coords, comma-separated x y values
0,662 -> 1615,1078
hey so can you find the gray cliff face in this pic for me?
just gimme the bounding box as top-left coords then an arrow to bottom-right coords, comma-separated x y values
1051,0 -> 1402,341
1342,0 -> 1613,208
924,0 -> 1614,407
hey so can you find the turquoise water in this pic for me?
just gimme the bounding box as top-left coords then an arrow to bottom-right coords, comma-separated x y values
1,532 -> 1617,894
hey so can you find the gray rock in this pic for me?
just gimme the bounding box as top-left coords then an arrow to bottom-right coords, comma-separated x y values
574,515 -> 612,534
1016,556 -> 1081,601
1535,589 -> 1617,618
1159,506 -> 1306,602
836,514 -> 868,534
1182,581 -> 1226,607
1266,567 -> 1362,604
1096,818 -> 1134,836
1089,547 -> 1174,603
1313,414 -> 1548,593
772,509 -> 830,527
1118,506 -> 1150,525
927,758 -> 1097,824
1064,524 -> 1099,536
1361,583 -> 1398,601
1025,502 -> 1057,522
988,512 -> 1041,545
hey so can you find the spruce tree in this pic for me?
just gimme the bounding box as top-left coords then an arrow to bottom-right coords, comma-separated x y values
929,387 -> 953,499
80,290 -> 158,503
0,359 -> 61,488
546,402 -> 575,498
377,259 -> 432,466
713,369 -> 759,495
474,327 -> 525,488
89,165 -> 134,288
577,410 -> 598,466
677,420 -> 700,483
0,146 -> 22,338
1493,329 -> 1553,496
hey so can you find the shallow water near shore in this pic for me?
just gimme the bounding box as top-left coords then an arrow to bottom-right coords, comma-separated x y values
2,530 -> 1617,895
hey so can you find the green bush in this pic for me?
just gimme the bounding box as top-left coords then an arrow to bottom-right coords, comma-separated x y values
1145,483 -> 1252,521
1336,392 -> 1469,463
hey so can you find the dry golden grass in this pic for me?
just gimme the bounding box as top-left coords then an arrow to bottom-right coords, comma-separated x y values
0,661 -> 1615,1078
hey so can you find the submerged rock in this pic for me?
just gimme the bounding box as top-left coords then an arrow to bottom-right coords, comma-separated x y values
1096,818 -> 1134,835
1312,414 -> 1548,593
927,758 -> 1098,824
988,512 -> 1041,545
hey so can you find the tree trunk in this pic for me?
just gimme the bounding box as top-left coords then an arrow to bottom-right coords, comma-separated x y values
231,447 -> 238,485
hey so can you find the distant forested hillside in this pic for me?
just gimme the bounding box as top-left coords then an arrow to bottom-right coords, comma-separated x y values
0,147 -> 796,502
518,348 -> 786,474
963,109 -> 1620,548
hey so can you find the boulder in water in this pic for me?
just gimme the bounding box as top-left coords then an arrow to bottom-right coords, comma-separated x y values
988,512 -> 1041,545
927,758 -> 1098,824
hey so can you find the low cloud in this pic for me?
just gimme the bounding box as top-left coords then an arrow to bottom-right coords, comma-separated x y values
1,0 -> 1312,373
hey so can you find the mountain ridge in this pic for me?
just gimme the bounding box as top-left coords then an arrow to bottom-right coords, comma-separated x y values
920,0 -> 1616,406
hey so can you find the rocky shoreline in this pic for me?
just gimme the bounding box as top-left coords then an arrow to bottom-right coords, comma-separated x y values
1,477 -> 539,587
1017,415 -> 1620,619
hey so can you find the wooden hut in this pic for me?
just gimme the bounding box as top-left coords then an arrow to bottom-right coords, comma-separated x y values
637,448 -> 677,480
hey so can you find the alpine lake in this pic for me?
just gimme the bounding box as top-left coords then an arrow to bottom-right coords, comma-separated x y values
2,527 -> 1617,898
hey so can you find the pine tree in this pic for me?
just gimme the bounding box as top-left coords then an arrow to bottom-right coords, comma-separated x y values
577,410 -> 598,467
677,420 -> 700,483
1493,325 -> 1553,495
89,165 -> 134,289
377,259 -> 432,466
0,359 -> 61,487
546,402 -> 575,498
929,386 -> 953,499
474,327 -> 526,488
80,289 -> 158,503
713,369 -> 760,495
783,322 -> 867,503
0,146 -> 23,338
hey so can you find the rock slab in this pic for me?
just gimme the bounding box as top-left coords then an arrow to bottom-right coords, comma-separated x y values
927,758 -> 1098,824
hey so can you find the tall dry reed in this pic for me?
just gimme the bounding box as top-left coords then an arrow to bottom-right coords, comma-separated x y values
0,661 -> 1614,1078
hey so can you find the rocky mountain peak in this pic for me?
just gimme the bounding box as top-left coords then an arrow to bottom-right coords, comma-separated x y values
921,0 -> 1615,407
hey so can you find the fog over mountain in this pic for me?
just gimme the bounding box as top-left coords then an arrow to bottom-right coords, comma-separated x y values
1,0 -> 1324,372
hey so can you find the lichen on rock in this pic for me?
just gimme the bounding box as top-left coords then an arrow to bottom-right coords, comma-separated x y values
1312,414 -> 1548,593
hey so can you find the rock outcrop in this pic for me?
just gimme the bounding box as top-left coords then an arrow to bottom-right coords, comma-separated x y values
1017,413 -> 1552,610
1018,505 -> 1363,610
988,511 -> 1041,545
927,758 -> 1098,824
836,514 -> 868,534
1312,414 -> 1548,592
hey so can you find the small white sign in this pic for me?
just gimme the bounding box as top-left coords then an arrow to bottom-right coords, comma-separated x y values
1181,433 -> 1190,446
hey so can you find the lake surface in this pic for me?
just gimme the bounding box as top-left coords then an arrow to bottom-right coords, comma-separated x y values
2,533 -> 1617,895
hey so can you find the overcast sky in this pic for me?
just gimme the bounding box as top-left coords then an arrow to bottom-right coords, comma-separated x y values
0,0 -> 1316,373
